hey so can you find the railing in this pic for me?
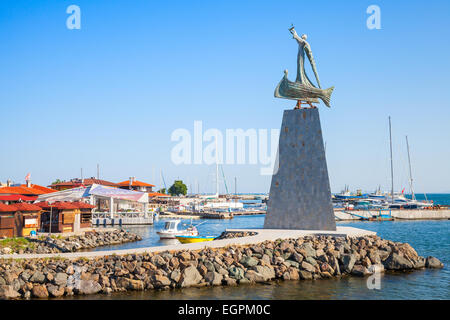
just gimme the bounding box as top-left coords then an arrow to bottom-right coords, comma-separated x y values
92,211 -> 147,219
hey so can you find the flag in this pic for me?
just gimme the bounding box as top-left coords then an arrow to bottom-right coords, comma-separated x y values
401,188 -> 405,194
25,173 -> 31,182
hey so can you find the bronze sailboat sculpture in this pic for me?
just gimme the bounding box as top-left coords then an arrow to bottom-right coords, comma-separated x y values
274,26 -> 334,107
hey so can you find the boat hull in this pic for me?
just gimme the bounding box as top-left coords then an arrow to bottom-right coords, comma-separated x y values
175,236 -> 216,244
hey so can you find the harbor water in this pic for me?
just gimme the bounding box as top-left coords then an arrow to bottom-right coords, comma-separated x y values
80,194 -> 449,299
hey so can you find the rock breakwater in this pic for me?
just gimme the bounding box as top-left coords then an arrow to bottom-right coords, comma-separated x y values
0,229 -> 142,255
0,234 -> 443,299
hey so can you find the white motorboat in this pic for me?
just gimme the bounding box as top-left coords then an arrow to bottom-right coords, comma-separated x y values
156,220 -> 198,239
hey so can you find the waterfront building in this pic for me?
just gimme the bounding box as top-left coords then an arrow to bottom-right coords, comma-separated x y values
48,178 -> 118,191
117,177 -> 155,192
0,203 -> 42,237
36,201 -> 95,233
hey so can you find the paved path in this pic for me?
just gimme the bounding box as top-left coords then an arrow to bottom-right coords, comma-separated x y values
0,226 -> 375,260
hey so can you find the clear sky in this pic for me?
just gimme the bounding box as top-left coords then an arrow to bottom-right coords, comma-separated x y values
1,0 -> 449,194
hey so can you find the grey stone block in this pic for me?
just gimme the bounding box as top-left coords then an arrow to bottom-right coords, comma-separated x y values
264,108 -> 336,231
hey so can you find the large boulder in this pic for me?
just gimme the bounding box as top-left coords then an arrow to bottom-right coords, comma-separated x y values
425,256 -> 444,269
240,256 -> 259,268
297,243 -> 316,258
341,254 -> 356,273
0,285 -> 21,299
228,267 -> 245,280
150,255 -> 166,267
47,285 -> 65,297
300,261 -> 315,273
32,284 -> 49,298
252,265 -> 275,281
204,272 -> 223,286
179,265 -> 203,287
54,272 -> 68,286
351,265 -> 370,277
383,253 -> 414,270
30,271 -> 46,284
299,270 -> 313,280
76,280 -> 102,295
152,275 -> 171,288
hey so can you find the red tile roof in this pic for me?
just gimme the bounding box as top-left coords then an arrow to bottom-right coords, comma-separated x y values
0,203 -> 18,212
20,184 -> 57,194
0,185 -> 56,196
48,179 -> 118,188
73,201 -> 96,209
52,202 -> 78,210
148,192 -> 171,198
0,195 -> 38,201
117,180 -> 155,187
13,203 -> 42,212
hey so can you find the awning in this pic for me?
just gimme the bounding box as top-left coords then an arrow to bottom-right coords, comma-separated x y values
36,184 -> 148,204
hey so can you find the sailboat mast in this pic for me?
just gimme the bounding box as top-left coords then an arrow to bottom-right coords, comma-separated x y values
215,136 -> 219,198
406,135 -> 415,200
389,116 -> 394,204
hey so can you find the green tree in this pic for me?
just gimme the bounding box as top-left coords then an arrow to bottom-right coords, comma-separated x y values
157,188 -> 166,194
51,179 -> 62,185
168,180 -> 187,196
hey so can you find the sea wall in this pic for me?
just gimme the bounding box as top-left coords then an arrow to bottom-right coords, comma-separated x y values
335,209 -> 450,221
0,234 -> 443,299
0,229 -> 142,255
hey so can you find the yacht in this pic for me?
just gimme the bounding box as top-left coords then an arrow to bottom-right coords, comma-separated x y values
156,220 -> 198,239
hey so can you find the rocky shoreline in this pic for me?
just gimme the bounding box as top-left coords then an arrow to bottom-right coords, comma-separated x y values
0,229 -> 142,255
0,234 -> 443,299
215,231 -> 258,239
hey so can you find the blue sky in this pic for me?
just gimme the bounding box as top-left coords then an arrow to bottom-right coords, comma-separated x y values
1,0 -> 449,193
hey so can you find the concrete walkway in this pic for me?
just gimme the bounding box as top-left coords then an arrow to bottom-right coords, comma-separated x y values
0,226 -> 375,261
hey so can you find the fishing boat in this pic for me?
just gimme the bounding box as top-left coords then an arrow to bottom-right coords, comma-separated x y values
156,220 -> 198,239
175,235 -> 216,244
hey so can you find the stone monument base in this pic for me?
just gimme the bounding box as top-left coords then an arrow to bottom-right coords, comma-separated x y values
264,108 -> 336,230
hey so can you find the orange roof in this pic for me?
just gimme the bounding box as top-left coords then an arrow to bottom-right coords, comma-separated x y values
72,201 -> 96,209
0,184 -> 57,196
20,184 -> 57,194
0,203 -> 18,212
118,180 -> 155,187
52,202 -> 78,210
48,178 -> 118,188
148,192 -> 170,198
14,203 -> 42,212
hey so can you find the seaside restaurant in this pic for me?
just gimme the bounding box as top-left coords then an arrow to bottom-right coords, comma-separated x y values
0,203 -> 42,237
36,184 -> 150,221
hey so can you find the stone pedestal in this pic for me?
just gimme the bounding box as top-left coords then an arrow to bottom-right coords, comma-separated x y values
264,108 -> 336,230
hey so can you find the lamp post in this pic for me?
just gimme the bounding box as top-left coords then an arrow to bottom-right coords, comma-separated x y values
49,204 -> 53,236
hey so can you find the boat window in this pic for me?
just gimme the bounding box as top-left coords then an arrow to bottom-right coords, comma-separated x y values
164,222 -> 170,229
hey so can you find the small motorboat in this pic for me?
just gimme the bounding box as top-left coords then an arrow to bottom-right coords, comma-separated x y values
156,220 -> 198,239
175,235 -> 216,244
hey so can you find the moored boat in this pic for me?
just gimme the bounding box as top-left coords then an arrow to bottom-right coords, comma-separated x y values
175,235 -> 216,244
156,220 -> 198,239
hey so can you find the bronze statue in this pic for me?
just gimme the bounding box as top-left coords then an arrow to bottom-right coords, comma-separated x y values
274,26 -> 334,108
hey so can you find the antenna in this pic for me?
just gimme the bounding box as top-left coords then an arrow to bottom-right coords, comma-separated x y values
97,164 -> 100,179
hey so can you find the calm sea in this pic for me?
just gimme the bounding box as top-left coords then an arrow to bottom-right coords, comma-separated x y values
77,194 -> 450,300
